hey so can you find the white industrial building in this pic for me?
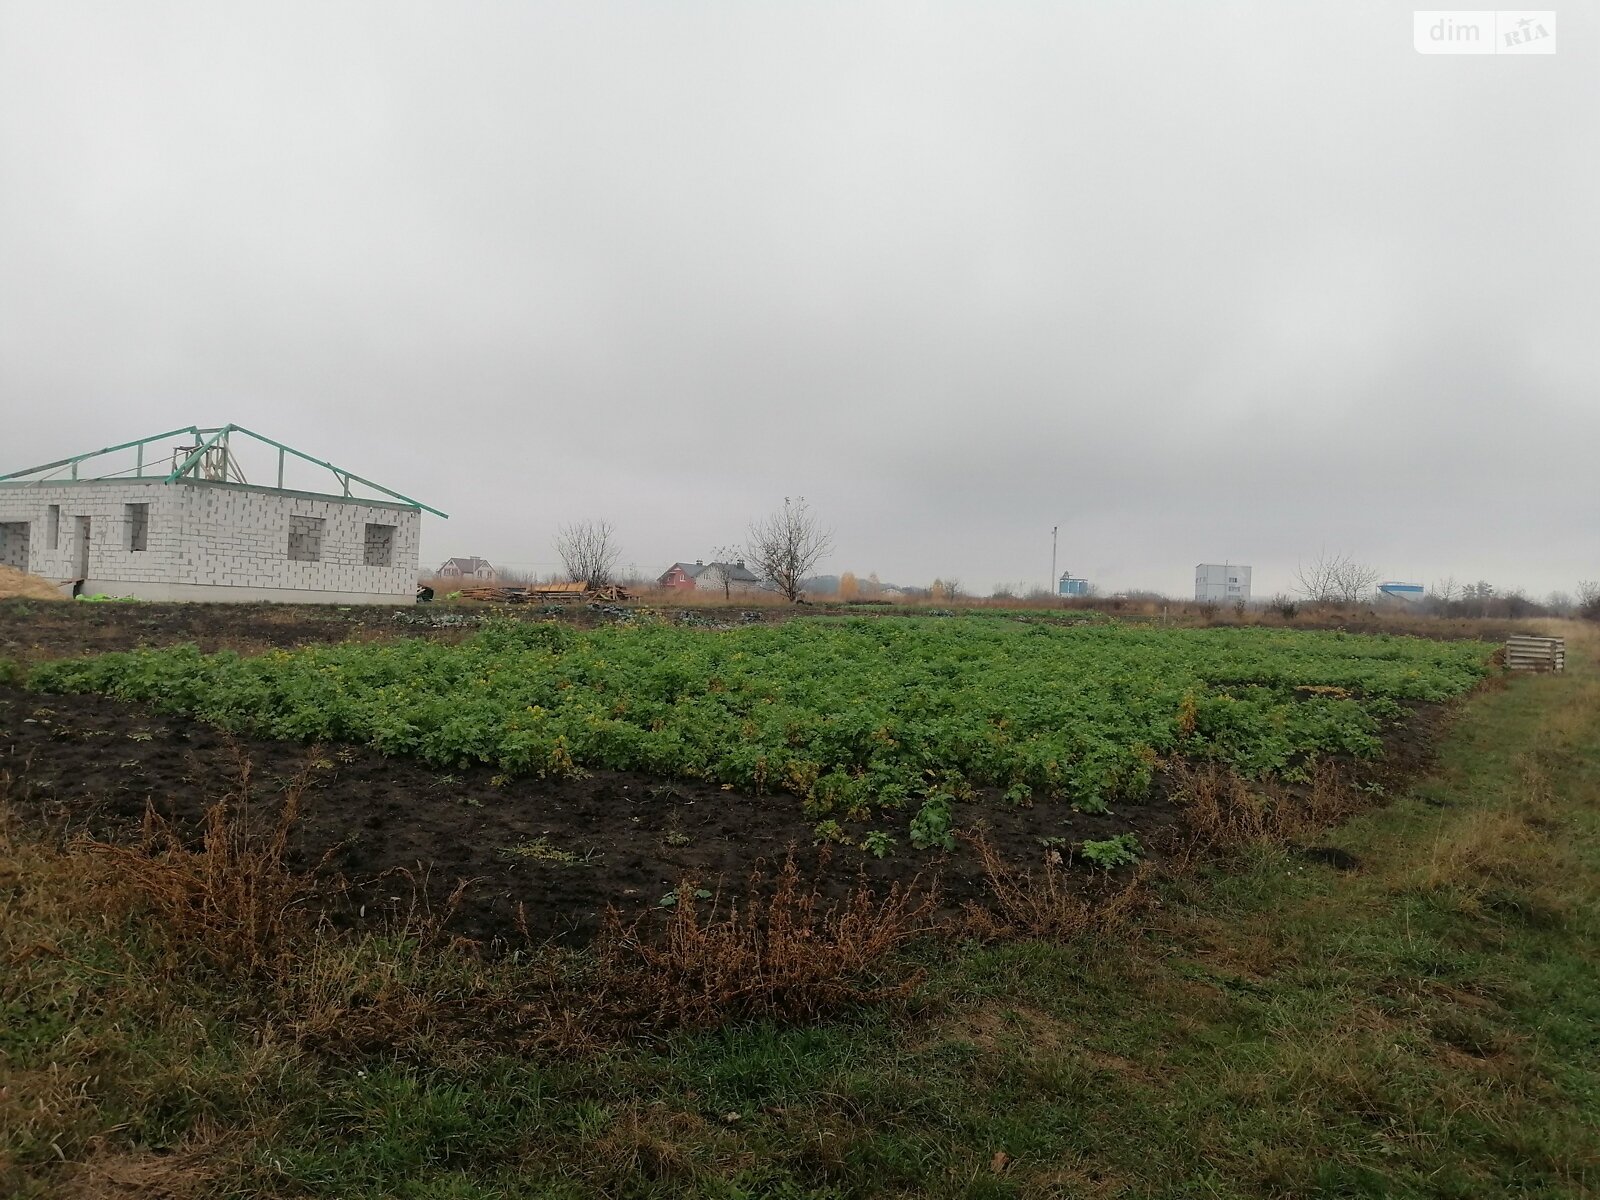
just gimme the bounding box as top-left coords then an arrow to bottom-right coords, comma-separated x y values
0,424 -> 445,604
1377,581 -> 1426,603
1195,563 -> 1251,603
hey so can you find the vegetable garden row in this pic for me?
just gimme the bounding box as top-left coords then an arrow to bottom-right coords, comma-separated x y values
27,616 -> 1493,837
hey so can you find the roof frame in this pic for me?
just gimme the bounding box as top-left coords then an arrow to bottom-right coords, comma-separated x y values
0,423 -> 447,518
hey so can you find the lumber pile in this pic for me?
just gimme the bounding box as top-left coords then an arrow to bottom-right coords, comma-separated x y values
458,583 -> 634,604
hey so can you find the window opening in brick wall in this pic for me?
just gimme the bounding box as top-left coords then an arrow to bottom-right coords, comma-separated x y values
125,503 -> 149,552
73,517 -> 90,580
287,515 -> 325,562
363,522 -> 396,567
48,505 -> 60,549
0,522 -> 30,571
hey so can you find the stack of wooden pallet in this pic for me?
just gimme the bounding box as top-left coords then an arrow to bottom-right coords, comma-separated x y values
1505,635 -> 1565,673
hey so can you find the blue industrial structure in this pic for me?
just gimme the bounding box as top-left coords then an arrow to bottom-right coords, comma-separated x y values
1058,573 -> 1090,597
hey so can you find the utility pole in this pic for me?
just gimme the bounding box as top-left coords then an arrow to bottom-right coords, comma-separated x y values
1051,525 -> 1058,598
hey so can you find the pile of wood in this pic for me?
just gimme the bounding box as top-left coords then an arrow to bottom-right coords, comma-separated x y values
457,582 -> 634,604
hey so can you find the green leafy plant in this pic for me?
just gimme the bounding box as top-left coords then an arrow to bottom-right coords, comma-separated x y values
658,887 -> 713,908
860,830 -> 897,858
1078,833 -> 1143,870
813,818 -> 848,844
909,794 -> 955,851
1003,782 -> 1032,806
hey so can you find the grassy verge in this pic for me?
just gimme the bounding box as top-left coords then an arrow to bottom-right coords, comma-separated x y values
3,628 -> 1597,1198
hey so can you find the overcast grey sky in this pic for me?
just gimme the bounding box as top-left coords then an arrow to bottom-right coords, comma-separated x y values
2,2 -> 1595,598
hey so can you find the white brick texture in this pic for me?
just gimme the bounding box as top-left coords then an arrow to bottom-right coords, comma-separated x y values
0,480 -> 423,603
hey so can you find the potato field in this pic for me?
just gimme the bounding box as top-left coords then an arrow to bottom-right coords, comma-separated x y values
28,614 -> 1493,840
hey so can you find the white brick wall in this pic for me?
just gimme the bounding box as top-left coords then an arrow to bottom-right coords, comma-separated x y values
0,479 -> 423,603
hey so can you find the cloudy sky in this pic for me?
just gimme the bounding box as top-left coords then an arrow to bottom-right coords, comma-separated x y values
2,2 -> 1595,598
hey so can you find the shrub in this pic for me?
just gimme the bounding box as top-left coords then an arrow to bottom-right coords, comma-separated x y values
962,830 -> 1146,941
74,752 -> 327,977
597,855 -> 938,1026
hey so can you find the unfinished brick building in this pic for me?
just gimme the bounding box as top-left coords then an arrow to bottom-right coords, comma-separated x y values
0,424 -> 446,604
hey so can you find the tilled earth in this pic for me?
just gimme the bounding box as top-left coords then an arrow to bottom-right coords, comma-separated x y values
0,686 -> 1199,944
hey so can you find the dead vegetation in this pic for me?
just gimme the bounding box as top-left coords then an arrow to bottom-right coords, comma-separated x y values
1165,757 -> 1365,860
73,754 -> 326,977
3,759 -> 945,1054
599,855 -> 940,1026
960,830 -> 1148,941
3,749 -> 1410,1055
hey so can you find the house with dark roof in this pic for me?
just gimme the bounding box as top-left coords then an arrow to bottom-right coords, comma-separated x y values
437,556 -> 496,580
658,559 -> 762,595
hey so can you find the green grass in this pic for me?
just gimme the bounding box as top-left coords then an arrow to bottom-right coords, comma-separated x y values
3,630 -> 1596,1198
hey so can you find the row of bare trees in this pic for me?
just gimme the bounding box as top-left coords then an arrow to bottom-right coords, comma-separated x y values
1292,552 -> 1598,618
555,524 -> 1598,615
553,497 -> 834,602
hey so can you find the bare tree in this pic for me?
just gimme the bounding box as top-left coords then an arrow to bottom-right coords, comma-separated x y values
1295,549 -> 1377,603
1294,549 -> 1344,602
555,520 -> 620,588
745,497 -> 833,603
1577,579 -> 1600,620
1330,557 -> 1380,604
700,544 -> 743,600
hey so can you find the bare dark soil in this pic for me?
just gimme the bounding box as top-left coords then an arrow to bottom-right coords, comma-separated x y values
0,686 -> 1197,945
0,598 -> 481,663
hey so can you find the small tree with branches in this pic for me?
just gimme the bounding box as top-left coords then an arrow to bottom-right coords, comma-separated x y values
745,497 -> 833,603
1295,549 -> 1377,604
700,544 -> 745,600
1577,579 -> 1600,621
555,520 -> 620,588
1331,557 -> 1379,604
